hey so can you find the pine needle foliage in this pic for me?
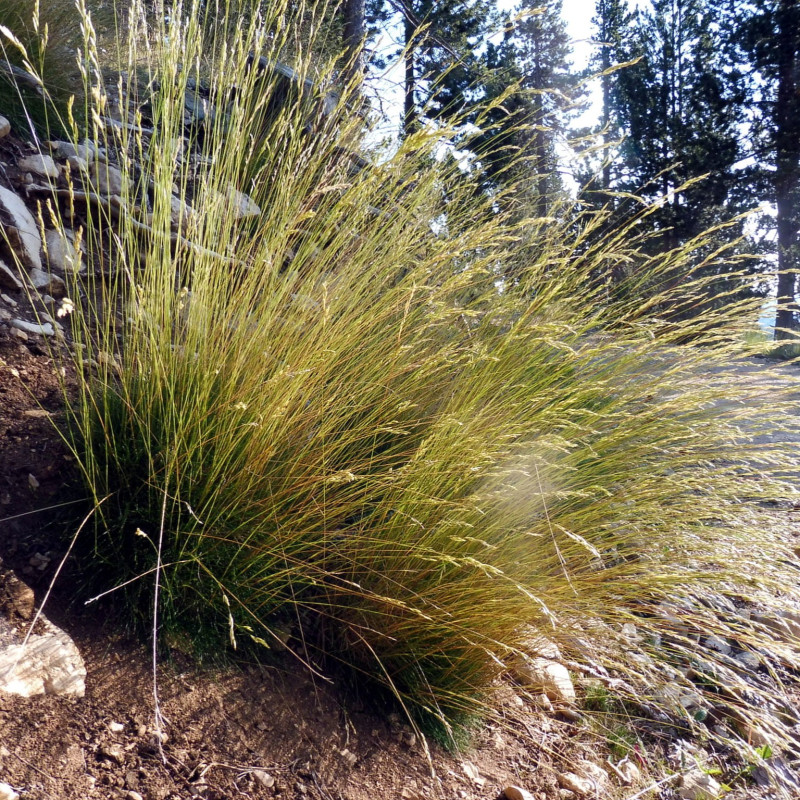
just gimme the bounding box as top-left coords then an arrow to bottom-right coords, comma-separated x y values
22,0 -> 800,751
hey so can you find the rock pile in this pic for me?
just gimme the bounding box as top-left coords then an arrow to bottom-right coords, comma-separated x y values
0,56 -> 371,344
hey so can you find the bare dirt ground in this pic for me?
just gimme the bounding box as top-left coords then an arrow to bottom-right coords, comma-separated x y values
2,321 -> 800,800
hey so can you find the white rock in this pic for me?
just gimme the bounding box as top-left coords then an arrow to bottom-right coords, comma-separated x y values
656,601 -> 691,635
0,261 -> 22,291
170,194 -> 195,233
621,622 -> 641,641
704,635 -> 731,655
18,154 -> 59,180
90,162 -> 130,195
252,770 -> 274,789
11,319 -> 54,337
778,608 -> 800,639
577,760 -> 609,791
513,656 -> 576,704
679,690 -> 704,710
45,228 -> 83,274
557,772 -> 593,796
679,769 -> 722,800
65,157 -> 128,195
0,625 -> 86,698
0,782 -> 19,800
0,185 -> 42,270
460,761 -> 484,785
617,760 -> 640,785
222,186 -> 261,219
503,786 -> 535,800
0,117 -> 10,138
518,625 -> 561,660
49,139 -> 103,161
28,268 -> 67,298
108,721 -> 125,733
751,610 -> 799,642
734,651 -> 760,671
533,692 -> 553,712
628,650 -> 654,667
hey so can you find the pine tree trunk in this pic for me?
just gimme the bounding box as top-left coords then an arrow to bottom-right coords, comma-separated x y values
403,3 -> 417,137
601,37 -> 611,191
773,0 -> 800,339
343,0 -> 366,86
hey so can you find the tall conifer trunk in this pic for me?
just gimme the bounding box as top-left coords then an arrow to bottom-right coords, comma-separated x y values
403,2 -> 417,137
773,0 -> 800,338
343,0 -> 366,86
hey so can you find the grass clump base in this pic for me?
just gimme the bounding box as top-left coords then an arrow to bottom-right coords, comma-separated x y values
14,0 -> 798,756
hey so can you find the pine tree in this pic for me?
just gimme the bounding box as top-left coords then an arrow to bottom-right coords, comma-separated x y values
593,0 -> 632,192
514,0 -> 576,216
366,0 -> 495,136
343,0 -> 367,84
467,19 -> 531,199
590,0 -> 755,310
467,1 -> 578,216
614,0 -> 745,241
735,0 -> 800,338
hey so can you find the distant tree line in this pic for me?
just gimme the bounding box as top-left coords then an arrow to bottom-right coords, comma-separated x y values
338,0 -> 798,335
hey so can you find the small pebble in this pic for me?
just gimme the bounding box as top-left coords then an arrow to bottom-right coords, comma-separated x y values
556,706 -> 583,723
504,785 -> 536,800
252,770 -> 274,789
108,721 -> 125,733
558,772 -> 593,796
99,743 -> 125,765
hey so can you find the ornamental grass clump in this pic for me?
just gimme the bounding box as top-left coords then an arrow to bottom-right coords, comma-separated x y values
23,0 -> 799,750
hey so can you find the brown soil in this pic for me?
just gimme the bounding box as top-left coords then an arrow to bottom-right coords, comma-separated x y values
0,324 -> 618,800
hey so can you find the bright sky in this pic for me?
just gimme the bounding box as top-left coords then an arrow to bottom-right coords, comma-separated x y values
498,0 -> 597,70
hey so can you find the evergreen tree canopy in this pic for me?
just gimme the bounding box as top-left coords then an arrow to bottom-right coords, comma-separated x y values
734,0 -> 800,337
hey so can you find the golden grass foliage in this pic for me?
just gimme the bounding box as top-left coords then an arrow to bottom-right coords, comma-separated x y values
9,0 -> 797,751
